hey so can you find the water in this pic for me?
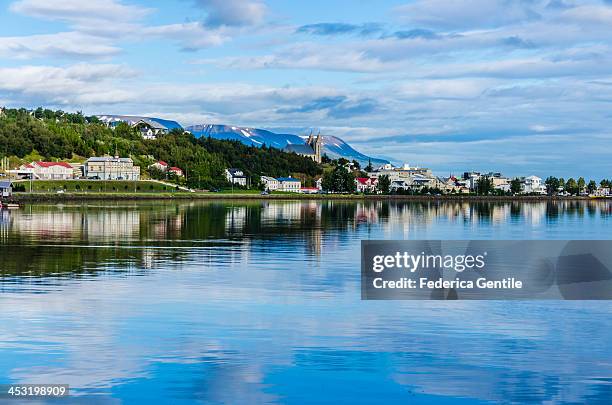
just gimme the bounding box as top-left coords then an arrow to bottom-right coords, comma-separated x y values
0,200 -> 611,404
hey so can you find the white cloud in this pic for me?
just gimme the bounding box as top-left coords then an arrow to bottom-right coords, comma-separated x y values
0,32 -> 120,59
10,0 -> 151,25
194,43 -> 394,73
2,0 -> 236,59
0,64 -> 136,105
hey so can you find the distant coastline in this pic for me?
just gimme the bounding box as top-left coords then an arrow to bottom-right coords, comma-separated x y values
8,192 -> 602,203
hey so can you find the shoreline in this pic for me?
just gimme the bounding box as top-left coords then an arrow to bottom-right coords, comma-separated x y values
5,192 -> 605,203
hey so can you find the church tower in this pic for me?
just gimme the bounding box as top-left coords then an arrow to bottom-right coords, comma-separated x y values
314,133 -> 322,163
306,132 -> 322,163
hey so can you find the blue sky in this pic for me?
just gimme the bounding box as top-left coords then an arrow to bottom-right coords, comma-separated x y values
1,0 -> 612,178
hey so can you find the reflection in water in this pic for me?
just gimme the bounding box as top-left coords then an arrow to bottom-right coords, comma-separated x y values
0,200 -> 611,404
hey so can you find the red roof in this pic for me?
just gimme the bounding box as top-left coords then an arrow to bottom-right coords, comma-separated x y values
356,177 -> 369,184
169,167 -> 182,172
157,161 -> 168,166
35,161 -> 72,169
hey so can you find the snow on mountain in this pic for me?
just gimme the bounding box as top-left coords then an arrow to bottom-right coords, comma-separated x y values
186,124 -> 389,167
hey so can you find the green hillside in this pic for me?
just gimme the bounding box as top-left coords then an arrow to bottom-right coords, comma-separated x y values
0,108 -> 323,189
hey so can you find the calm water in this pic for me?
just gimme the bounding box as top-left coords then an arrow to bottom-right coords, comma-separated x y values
0,200 -> 611,404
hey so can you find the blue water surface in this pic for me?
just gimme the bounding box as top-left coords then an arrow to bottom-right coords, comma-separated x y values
0,200 -> 610,404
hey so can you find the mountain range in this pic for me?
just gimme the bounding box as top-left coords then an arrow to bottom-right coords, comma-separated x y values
186,124 -> 389,167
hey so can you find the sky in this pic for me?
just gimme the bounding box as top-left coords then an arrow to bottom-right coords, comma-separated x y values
1,0 -> 612,178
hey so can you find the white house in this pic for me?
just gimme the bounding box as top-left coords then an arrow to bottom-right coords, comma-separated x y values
225,168 -> 247,186
0,180 -> 11,198
355,177 -> 377,193
17,161 -> 74,180
277,177 -> 301,192
522,175 -> 546,194
260,176 -> 279,191
168,167 -> 184,177
149,161 -> 169,172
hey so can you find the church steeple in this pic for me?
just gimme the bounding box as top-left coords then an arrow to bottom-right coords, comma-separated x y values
305,130 -> 322,164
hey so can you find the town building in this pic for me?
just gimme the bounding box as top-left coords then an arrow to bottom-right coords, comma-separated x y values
14,161 -> 74,180
225,168 -> 247,186
260,176 -> 279,191
315,177 -> 323,191
168,167 -> 184,177
283,133 -> 322,163
149,161 -> 184,178
522,175 -> 546,194
277,177 -> 301,192
97,115 -> 183,140
85,157 -> 141,180
300,187 -> 319,194
368,163 -> 433,183
149,161 -> 169,172
462,172 -> 481,190
355,177 -> 377,193
0,180 -> 11,198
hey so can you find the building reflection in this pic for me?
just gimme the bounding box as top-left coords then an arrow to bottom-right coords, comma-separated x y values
1,199 -> 612,277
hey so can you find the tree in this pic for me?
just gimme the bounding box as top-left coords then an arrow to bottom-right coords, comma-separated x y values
365,158 -> 373,172
337,157 -> 349,167
566,178 -> 578,195
545,176 -> 560,195
577,177 -> 586,194
476,176 -> 494,195
559,177 -> 565,191
377,174 -> 390,194
587,180 -> 597,194
510,178 -> 522,195
322,165 -> 356,193
352,159 -> 361,170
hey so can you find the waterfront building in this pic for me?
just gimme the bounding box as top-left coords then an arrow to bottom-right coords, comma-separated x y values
225,168 -> 247,186
522,175 -> 546,194
355,177 -> 377,193
368,163 -> 433,183
260,176 -> 279,191
85,157 -> 141,180
15,161 -> 74,180
0,180 -> 11,198
277,177 -> 301,192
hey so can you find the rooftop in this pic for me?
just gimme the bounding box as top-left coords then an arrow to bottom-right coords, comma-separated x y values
34,161 -> 73,169
87,157 -> 133,163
